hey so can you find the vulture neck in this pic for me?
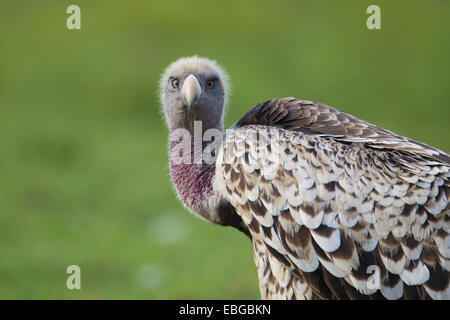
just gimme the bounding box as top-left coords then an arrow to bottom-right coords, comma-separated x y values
169,122 -> 223,224
168,116 -> 251,237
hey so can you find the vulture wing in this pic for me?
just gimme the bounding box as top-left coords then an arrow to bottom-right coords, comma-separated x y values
215,98 -> 450,299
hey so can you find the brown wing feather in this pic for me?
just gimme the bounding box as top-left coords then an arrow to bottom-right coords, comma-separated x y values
232,97 -> 450,164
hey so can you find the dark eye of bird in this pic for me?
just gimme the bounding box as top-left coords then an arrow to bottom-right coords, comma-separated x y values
206,79 -> 216,89
171,78 -> 179,89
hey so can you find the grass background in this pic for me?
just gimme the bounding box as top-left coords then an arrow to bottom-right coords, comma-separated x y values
0,0 -> 448,299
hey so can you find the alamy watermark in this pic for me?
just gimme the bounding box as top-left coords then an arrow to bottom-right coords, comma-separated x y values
170,121 -> 282,173
367,265 -> 381,290
66,265 -> 81,290
64,5 -> 381,31
66,5 -> 81,30
367,5 -> 381,30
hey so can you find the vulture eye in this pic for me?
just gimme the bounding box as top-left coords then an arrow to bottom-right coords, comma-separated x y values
206,79 -> 216,89
170,78 -> 179,89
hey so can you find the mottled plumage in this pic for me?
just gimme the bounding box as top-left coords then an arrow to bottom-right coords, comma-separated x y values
161,57 -> 450,300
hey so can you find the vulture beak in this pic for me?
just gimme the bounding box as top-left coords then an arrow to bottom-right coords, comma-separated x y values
181,74 -> 202,110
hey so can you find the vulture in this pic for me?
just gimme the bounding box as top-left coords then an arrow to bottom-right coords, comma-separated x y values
160,56 -> 450,300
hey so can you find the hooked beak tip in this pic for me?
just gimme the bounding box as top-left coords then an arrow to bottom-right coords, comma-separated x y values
183,97 -> 193,111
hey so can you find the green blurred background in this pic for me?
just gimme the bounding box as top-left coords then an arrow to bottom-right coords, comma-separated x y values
0,0 -> 448,299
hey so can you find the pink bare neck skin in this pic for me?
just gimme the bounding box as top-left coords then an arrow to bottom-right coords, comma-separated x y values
169,138 -> 215,209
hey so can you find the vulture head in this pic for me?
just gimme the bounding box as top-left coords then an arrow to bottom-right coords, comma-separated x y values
160,56 -> 229,132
